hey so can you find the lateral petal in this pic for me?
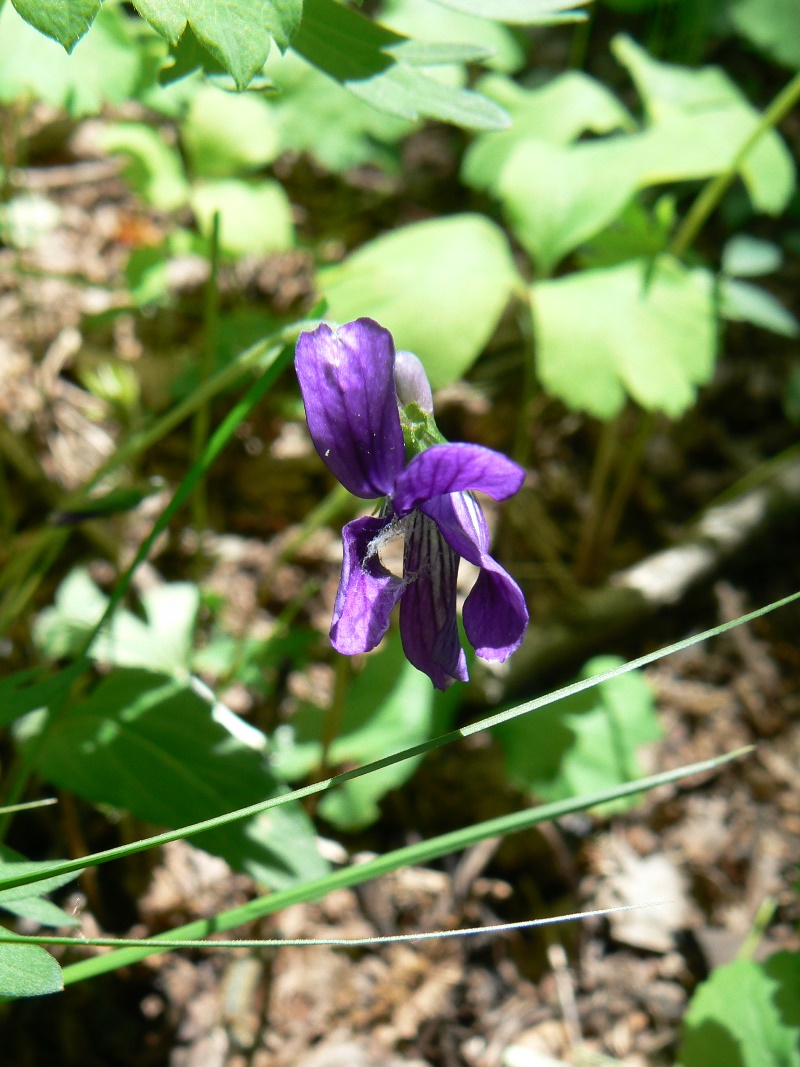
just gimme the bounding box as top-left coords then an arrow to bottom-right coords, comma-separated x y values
331,516 -> 405,656
399,511 -> 468,690
424,493 -> 528,662
295,318 -> 405,498
393,443 -> 524,515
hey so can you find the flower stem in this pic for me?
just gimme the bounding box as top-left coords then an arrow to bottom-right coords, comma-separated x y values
670,70 -> 800,260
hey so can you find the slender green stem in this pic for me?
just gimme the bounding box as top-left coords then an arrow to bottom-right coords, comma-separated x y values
1,903 -> 664,955
4,586 -> 798,896
58,748 -> 746,984
670,70 -> 800,260
592,410 -> 656,576
575,414 -> 623,583
738,895 -> 778,961
191,211 -> 220,532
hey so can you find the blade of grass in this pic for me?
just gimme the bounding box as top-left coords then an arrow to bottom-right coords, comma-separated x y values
57,746 -> 749,983
1,586 -> 797,894
3,903 -> 666,954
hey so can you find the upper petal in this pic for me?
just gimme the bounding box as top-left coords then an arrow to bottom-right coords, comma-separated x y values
330,516 -> 405,656
392,443 -> 524,515
422,493 -> 528,663
295,319 -> 405,498
399,510 -> 468,690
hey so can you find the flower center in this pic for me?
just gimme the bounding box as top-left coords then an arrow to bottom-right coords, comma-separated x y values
364,514 -> 414,578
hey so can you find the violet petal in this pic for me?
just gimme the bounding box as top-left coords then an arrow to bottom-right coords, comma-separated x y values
392,443 -> 524,515
399,511 -> 468,690
295,319 -> 405,498
423,493 -> 528,662
330,516 -> 405,655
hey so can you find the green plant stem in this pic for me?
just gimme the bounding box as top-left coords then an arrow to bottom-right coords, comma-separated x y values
738,895 -> 778,962
191,211 -> 220,533
670,70 -> 800,259
0,903 -> 663,955
592,410 -> 656,574
575,413 -> 623,584
57,747 -> 748,984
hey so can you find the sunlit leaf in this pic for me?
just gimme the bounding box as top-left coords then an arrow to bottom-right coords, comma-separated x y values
497,656 -> 661,813
679,952 -> 800,1067
34,568 -> 199,676
292,0 -> 509,130
99,123 -> 190,211
729,0 -> 800,71
463,70 -> 634,190
531,256 -> 716,418
720,278 -> 799,338
267,49 -> 411,171
494,138 -> 638,275
182,85 -> 281,178
0,933 -> 63,999
10,0 -> 101,51
722,235 -> 783,278
430,0 -> 590,22
24,669 -> 328,889
613,33 -> 796,215
381,0 -> 525,74
0,3 -> 141,117
131,0 -> 302,88
190,179 -> 294,256
271,635 -> 458,829
0,848 -> 80,929
320,214 -> 520,388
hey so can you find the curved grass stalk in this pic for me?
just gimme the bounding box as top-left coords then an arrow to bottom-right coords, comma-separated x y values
3,584 -> 794,894
57,747 -> 748,983
1,903 -> 667,955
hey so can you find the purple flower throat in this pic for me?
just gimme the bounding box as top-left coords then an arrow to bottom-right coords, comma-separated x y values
295,317 -> 528,690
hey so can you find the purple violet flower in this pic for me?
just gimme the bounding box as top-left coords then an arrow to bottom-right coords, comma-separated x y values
295,317 -> 528,689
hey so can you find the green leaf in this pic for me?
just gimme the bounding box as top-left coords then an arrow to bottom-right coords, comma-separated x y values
319,214 -> 519,388
131,0 -> 302,88
292,0 -> 509,130
10,0 -> 102,51
493,138 -> 639,275
98,123 -> 190,211
430,0 -> 590,22
182,85 -> 280,178
497,657 -> 661,814
0,3 -> 141,117
190,179 -> 294,256
612,33 -> 796,215
25,669 -> 328,889
267,49 -> 411,172
463,70 -> 634,190
722,235 -> 783,278
730,0 -> 800,71
271,635 -> 458,829
720,278 -> 800,338
679,952 -> 800,1067
0,849 -> 81,928
381,0 -> 525,74
0,661 -> 85,729
34,568 -> 200,676
531,256 -> 716,419
0,932 -> 63,999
